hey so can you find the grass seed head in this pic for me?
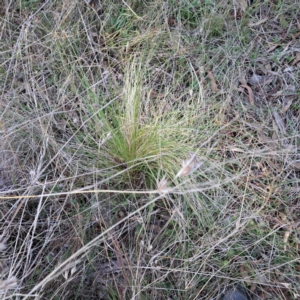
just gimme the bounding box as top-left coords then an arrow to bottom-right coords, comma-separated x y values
157,175 -> 170,194
175,152 -> 202,178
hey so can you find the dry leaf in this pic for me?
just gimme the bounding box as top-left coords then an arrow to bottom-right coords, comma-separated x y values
282,98 -> 294,113
227,147 -> 245,153
267,43 -> 281,53
247,73 -> 272,86
248,17 -> 269,27
273,111 -> 286,134
175,153 -> 202,178
207,70 -> 219,92
247,73 -> 264,85
292,31 -> 300,40
292,52 -> 300,66
240,84 -> 255,105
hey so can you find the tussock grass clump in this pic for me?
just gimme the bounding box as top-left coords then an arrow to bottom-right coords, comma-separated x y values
102,57 -> 201,188
0,0 -> 300,299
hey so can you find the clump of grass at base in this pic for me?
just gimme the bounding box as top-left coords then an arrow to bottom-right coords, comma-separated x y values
103,58 -> 195,188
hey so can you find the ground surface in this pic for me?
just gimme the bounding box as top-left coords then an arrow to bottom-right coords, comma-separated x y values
0,0 -> 300,299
